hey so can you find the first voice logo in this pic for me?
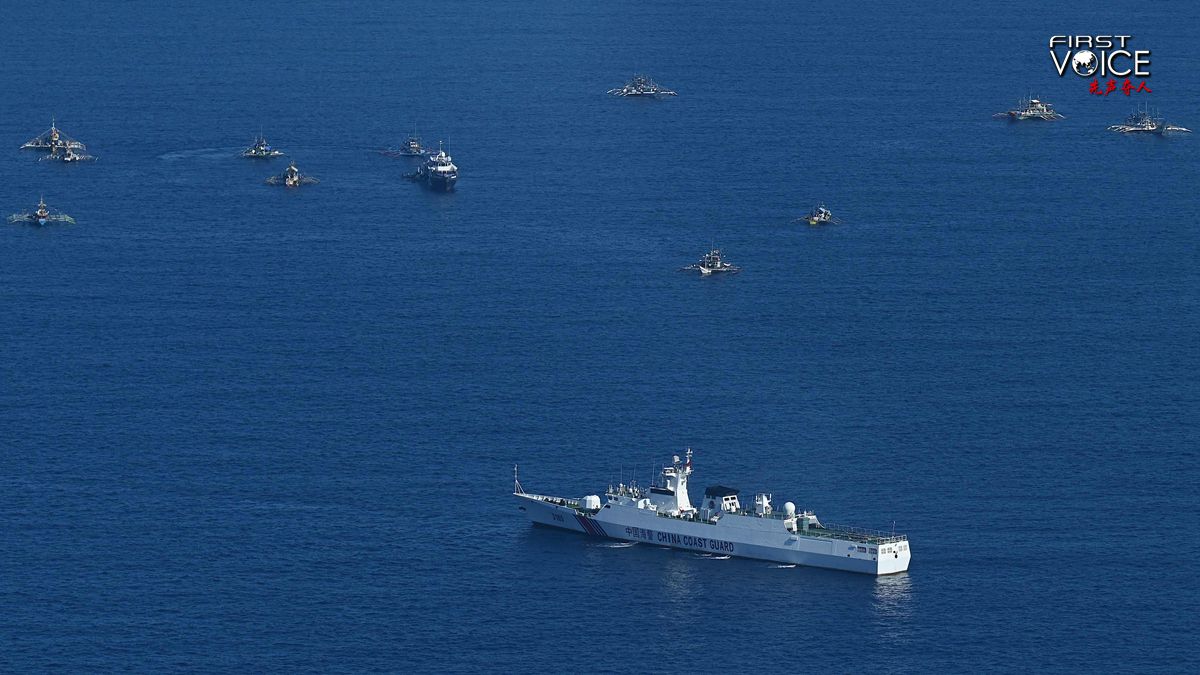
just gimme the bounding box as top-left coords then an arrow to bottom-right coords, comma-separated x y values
1050,35 -> 1152,96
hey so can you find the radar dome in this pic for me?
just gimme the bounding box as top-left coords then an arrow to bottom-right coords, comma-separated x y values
784,502 -> 796,516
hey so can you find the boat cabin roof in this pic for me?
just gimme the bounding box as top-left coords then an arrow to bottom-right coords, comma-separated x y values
704,485 -> 740,497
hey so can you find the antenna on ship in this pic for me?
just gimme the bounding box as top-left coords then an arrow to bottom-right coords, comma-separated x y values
513,464 -> 523,495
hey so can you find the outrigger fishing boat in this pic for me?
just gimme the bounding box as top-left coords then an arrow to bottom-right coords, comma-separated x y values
8,197 -> 76,226
21,120 -> 87,152
1107,105 -> 1191,135
682,248 -> 739,275
797,204 -> 840,226
241,133 -> 285,158
40,145 -> 96,163
381,134 -> 428,158
607,74 -> 677,97
265,161 -> 319,187
994,96 -> 1064,121
405,142 -> 458,191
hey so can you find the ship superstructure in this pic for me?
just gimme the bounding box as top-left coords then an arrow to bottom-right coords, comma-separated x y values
514,451 -> 910,575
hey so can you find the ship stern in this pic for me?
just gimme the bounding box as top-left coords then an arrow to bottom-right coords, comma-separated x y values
875,540 -> 911,575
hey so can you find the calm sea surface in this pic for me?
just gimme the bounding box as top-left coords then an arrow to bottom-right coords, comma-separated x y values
2,1 -> 1198,672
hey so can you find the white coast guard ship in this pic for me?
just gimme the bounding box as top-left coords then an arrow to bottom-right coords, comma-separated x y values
514,450 -> 910,575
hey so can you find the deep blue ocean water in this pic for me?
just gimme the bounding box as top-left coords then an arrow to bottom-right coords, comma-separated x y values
2,1 -> 1198,671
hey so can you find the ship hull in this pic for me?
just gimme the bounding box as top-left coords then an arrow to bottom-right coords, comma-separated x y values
516,493 -> 910,575
428,173 -> 457,191
412,167 -> 458,191
518,494 -> 596,534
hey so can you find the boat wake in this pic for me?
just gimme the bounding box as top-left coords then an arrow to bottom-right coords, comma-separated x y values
597,542 -> 636,548
771,564 -> 798,569
694,553 -> 731,560
158,147 -> 242,162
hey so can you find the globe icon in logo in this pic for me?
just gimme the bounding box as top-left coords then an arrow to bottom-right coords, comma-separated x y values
1072,50 -> 1098,76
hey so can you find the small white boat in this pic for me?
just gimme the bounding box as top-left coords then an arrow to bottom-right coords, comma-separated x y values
265,161 -> 318,187
382,134 -> 428,157
242,133 -> 285,158
994,96 -> 1064,121
796,203 -> 840,226
682,248 -> 739,275
608,74 -> 677,97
